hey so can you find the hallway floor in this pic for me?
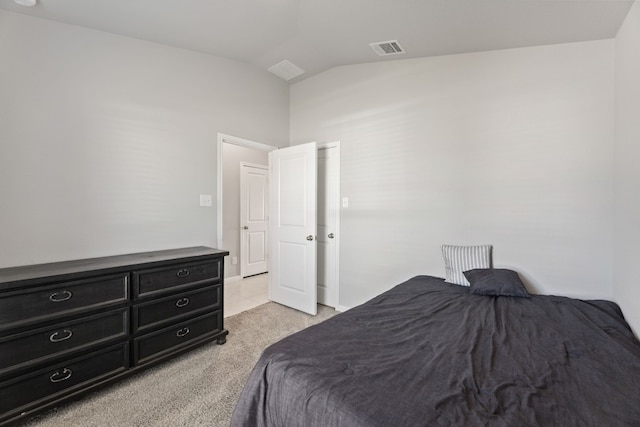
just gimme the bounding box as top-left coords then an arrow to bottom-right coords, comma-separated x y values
224,273 -> 269,317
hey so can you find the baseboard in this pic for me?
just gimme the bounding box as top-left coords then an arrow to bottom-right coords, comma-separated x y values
335,304 -> 352,312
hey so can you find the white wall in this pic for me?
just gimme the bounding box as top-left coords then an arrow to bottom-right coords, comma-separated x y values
614,1 -> 640,336
291,40 -> 615,309
222,143 -> 269,278
0,10 -> 289,268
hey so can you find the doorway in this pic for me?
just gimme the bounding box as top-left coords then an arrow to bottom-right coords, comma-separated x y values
217,133 -> 275,281
317,143 -> 340,308
217,135 -> 341,312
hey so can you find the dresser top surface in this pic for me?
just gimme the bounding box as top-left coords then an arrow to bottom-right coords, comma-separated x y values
0,247 -> 229,289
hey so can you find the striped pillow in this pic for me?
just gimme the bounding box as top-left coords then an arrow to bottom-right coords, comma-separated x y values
441,245 -> 493,286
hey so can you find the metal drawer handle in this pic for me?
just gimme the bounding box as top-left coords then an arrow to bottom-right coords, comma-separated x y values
176,269 -> 190,278
49,329 -> 73,343
176,327 -> 190,338
175,297 -> 190,308
49,290 -> 73,302
50,368 -> 73,383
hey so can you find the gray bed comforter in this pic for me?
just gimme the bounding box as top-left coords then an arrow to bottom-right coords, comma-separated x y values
230,276 -> 640,426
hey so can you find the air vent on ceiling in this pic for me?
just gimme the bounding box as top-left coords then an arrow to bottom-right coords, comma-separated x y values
268,60 -> 305,81
369,40 -> 405,56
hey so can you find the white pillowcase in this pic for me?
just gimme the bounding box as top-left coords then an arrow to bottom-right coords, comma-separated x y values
441,244 -> 492,286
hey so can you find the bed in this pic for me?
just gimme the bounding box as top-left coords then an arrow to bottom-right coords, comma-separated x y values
230,275 -> 640,426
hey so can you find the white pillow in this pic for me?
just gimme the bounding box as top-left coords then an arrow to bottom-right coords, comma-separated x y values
441,244 -> 492,286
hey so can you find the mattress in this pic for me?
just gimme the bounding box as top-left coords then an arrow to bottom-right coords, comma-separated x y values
231,275 -> 640,426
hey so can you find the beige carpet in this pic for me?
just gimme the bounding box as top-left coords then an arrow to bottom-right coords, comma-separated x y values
24,302 -> 336,427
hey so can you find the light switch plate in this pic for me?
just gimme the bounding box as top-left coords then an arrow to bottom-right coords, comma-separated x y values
200,194 -> 212,207
342,197 -> 349,208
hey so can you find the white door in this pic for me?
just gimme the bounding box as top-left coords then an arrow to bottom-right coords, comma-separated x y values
240,163 -> 268,277
268,142 -> 318,315
317,145 -> 340,308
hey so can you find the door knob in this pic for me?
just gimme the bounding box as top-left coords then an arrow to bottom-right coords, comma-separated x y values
328,233 -> 335,239
306,235 -> 314,241
243,226 -> 249,230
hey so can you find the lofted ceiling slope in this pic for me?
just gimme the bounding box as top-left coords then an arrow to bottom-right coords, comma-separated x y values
0,0 -> 634,83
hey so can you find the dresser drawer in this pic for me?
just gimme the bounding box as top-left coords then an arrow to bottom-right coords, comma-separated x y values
0,343 -> 128,417
132,259 -> 221,299
133,311 -> 222,366
0,274 -> 129,331
0,308 -> 129,378
133,286 -> 221,334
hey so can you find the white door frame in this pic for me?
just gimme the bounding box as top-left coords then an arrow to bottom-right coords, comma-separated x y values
216,133 -> 276,251
317,141 -> 340,309
240,162 -> 269,278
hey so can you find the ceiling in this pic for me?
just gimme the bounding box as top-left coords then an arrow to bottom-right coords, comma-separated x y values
0,0 -> 634,83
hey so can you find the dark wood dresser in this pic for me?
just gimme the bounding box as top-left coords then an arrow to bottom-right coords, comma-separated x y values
0,246 -> 228,426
